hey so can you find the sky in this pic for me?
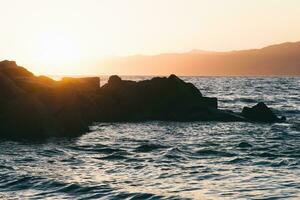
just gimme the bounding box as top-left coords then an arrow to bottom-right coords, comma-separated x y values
1,0 -> 300,75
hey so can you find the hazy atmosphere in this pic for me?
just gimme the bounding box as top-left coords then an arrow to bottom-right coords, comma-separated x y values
1,0 -> 300,75
1,1 -> 299,199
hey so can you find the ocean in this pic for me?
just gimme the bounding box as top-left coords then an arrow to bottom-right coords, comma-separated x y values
0,77 -> 299,199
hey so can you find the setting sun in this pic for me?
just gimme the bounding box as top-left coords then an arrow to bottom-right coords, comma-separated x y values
0,0 -> 300,76
28,29 -> 83,75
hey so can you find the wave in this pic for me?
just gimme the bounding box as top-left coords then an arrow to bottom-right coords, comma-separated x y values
134,143 -> 169,153
0,77 -> 299,199
196,149 -> 237,157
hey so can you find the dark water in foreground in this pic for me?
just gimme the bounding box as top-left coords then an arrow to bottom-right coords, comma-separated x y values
0,77 -> 299,200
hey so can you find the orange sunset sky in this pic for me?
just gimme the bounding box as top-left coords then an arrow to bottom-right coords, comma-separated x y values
1,0 -> 300,75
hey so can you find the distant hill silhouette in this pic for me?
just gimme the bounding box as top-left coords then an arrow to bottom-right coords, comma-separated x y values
99,41 -> 300,76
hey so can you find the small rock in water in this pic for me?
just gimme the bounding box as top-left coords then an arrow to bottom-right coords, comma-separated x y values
241,102 -> 285,123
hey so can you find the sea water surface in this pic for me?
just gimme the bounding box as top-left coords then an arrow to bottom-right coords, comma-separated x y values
0,77 -> 299,200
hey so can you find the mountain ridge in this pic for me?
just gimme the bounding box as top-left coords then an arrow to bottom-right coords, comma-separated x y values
97,41 -> 300,76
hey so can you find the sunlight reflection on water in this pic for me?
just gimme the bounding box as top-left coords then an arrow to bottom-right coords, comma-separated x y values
0,77 -> 299,199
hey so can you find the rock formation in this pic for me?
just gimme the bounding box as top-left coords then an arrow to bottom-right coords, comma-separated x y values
0,60 -> 99,138
0,60 -> 286,139
242,102 -> 286,123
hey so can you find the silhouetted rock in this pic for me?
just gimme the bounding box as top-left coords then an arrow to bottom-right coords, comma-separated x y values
37,75 -> 57,85
0,72 -> 25,99
0,61 -> 100,138
60,77 -> 100,93
242,102 -> 285,123
0,60 -> 286,139
0,95 -> 51,138
98,75 -> 211,121
0,60 -> 34,78
108,75 -> 122,85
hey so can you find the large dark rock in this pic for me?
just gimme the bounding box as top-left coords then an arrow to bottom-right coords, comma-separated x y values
0,61 -> 100,138
98,75 -> 216,121
242,102 -> 286,123
0,60 -> 286,139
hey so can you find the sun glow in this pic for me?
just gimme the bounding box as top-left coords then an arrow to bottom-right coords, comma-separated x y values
28,29 -> 84,75
1,0 -> 300,76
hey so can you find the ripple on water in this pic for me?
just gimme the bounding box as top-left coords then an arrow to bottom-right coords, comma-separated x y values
196,149 -> 237,157
134,143 -> 169,153
0,77 -> 299,199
